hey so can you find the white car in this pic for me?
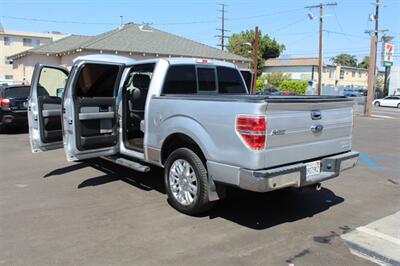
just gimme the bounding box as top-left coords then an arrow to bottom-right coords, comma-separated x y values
373,96 -> 400,108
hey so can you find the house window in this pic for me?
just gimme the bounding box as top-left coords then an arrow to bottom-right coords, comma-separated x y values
4,36 -> 13,46
340,70 -> 345,79
32,39 -> 40,47
23,38 -> 33,46
358,71 -> 362,78
5,75 -> 13,80
4,57 -> 13,64
352,71 -> 355,77
329,69 -> 334,79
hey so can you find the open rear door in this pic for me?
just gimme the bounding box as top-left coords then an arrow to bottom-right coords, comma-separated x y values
63,62 -> 123,161
28,64 -> 68,153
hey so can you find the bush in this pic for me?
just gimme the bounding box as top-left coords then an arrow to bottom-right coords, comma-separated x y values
279,80 -> 308,95
256,78 -> 265,92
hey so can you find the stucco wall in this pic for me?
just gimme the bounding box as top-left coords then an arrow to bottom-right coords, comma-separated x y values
12,54 -> 61,84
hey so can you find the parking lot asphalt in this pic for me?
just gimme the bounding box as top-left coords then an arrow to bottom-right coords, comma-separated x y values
1,107 -> 399,265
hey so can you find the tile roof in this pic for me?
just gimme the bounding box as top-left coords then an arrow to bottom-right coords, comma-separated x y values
10,23 -> 250,62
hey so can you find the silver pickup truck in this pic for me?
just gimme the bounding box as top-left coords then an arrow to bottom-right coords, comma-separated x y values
28,54 -> 359,214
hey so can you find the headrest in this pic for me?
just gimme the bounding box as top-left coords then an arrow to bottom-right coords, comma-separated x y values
132,74 -> 150,90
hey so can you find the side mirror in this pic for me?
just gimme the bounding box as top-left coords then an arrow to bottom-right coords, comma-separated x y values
56,88 -> 64,98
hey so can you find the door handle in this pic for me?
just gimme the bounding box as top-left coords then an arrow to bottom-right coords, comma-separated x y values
68,119 -> 73,125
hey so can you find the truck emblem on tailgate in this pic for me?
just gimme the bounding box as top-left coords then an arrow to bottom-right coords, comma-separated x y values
311,110 -> 322,120
311,124 -> 324,133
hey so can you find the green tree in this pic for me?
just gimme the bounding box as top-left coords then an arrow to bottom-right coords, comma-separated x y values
227,29 -> 285,74
357,56 -> 369,69
263,72 -> 291,89
330,54 -> 358,67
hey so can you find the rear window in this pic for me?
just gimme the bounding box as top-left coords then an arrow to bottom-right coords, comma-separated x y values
4,87 -> 30,98
162,65 -> 197,94
240,70 -> 252,92
217,67 -> 246,94
197,67 -> 216,92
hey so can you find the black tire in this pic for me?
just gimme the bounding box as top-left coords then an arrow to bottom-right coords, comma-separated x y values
374,101 -> 380,107
397,103 -> 400,109
164,148 -> 213,215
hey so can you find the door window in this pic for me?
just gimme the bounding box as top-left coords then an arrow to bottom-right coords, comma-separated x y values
38,67 -> 68,98
76,64 -> 120,97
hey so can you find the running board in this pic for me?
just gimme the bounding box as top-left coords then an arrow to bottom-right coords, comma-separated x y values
104,156 -> 150,173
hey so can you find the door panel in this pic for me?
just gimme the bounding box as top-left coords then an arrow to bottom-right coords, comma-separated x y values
75,97 -> 117,150
28,64 -> 68,153
38,96 -> 62,143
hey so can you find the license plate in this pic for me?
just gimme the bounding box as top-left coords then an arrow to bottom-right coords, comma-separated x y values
306,161 -> 321,179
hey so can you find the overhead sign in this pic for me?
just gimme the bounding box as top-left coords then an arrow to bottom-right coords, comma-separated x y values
384,43 -> 394,67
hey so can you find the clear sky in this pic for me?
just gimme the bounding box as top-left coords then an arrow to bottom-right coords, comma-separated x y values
1,0 -> 399,65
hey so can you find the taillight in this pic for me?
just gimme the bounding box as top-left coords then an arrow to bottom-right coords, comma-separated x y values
0,98 -> 10,107
236,115 -> 266,150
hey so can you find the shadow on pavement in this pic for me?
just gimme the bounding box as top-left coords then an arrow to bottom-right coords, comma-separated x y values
0,126 -> 28,135
46,158 -> 344,230
43,163 -> 89,178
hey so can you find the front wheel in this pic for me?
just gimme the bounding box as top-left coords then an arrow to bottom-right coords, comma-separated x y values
374,101 -> 380,107
164,148 -> 213,215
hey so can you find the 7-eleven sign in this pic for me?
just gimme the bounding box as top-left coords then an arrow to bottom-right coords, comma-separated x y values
384,43 -> 394,66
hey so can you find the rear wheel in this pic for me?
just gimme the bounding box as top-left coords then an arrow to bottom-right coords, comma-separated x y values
397,103 -> 400,108
374,101 -> 380,107
164,148 -> 213,215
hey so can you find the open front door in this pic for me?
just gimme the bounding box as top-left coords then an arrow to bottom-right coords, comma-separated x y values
28,64 -> 68,153
63,62 -> 123,161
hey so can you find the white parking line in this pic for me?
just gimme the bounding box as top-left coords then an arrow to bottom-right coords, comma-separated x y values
370,114 -> 396,119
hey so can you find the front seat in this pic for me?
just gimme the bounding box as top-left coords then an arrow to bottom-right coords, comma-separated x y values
129,74 -> 150,131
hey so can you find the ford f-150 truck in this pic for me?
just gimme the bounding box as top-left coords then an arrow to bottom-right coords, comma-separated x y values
28,54 -> 359,214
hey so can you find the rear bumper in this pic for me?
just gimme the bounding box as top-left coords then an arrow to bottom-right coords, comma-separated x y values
238,151 -> 359,192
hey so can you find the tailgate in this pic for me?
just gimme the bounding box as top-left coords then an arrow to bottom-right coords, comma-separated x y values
264,100 -> 354,168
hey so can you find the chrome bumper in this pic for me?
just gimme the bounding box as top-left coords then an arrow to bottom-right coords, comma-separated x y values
239,151 -> 359,192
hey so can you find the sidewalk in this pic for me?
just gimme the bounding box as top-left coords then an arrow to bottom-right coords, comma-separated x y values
341,211 -> 400,265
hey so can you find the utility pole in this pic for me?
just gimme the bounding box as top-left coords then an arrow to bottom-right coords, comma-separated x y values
365,0 -> 383,116
305,2 -> 337,95
252,26 -> 259,95
216,4 -> 229,50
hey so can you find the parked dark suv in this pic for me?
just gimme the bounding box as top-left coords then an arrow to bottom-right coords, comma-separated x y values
0,85 -> 30,131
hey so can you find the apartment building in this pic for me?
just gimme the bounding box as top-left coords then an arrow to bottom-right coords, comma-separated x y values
0,23 -> 65,85
263,57 -> 372,89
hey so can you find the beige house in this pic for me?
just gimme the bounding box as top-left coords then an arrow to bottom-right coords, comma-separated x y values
263,57 -> 372,89
9,23 -> 250,84
0,23 -> 65,84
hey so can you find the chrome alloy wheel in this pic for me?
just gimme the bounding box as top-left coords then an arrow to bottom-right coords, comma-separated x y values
168,159 -> 198,206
